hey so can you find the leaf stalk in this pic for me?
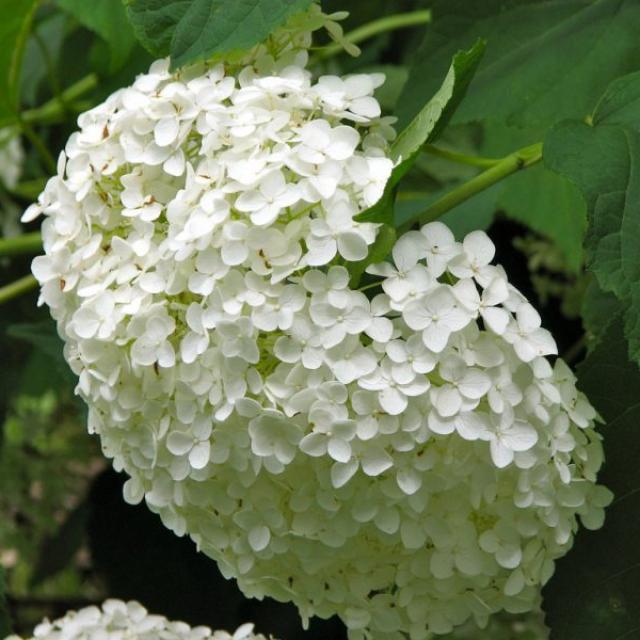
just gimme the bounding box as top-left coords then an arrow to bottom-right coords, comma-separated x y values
0,74 -> 98,129
0,232 -> 43,257
316,10 -> 431,60
402,142 -> 543,231
422,144 -> 502,168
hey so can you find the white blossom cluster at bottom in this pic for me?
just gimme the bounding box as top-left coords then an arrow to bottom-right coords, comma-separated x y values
4,599 -> 268,640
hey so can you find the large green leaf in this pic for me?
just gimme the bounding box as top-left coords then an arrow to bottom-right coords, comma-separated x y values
0,0 -> 40,119
125,0 -> 314,69
396,0 -> 640,131
543,320 -> 640,639
592,70 -> 640,129
581,279 -> 622,347
544,71 -> 640,364
354,40 -> 486,225
56,0 -> 136,70
124,0 -> 189,58
498,164 -> 586,272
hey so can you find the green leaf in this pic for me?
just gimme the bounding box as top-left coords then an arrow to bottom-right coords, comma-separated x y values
0,0 -> 40,118
124,0 -> 190,58
546,122 -> 637,296
543,320 -> 640,639
581,279 -> 622,347
125,0 -> 314,69
56,0 -> 137,71
544,84 -> 640,364
354,40 -> 486,225
396,0 -> 640,131
498,164 -> 586,272
592,70 -> 640,130
391,39 -> 486,163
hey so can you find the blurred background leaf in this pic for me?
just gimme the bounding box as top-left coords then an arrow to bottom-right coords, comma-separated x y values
0,0 -> 40,119
55,0 -> 137,72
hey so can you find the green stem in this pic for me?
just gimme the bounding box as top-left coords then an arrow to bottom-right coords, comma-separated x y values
0,274 -> 38,305
402,142 -> 543,232
358,280 -> 383,292
422,144 -> 502,168
0,74 -> 98,129
0,232 -> 43,257
316,10 -> 431,60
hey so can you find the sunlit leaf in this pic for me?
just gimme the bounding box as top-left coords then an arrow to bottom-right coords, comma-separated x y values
125,0 -> 313,69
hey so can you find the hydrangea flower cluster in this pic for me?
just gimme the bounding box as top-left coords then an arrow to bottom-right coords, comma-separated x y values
25,11 -> 611,639
4,599 -> 268,640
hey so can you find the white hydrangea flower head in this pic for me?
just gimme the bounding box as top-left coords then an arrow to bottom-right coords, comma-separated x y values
4,599 -> 269,640
25,7 -> 611,639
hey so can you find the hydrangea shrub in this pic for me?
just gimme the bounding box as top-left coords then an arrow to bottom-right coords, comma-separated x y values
23,8 -> 612,640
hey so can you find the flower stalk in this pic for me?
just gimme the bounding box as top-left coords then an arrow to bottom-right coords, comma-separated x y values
401,142 -> 543,232
422,144 -> 502,168
315,10 -> 431,60
0,74 -> 98,129
0,274 -> 38,305
0,231 -> 43,257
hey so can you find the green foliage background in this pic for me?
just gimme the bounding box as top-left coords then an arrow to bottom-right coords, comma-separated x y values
1,0 -> 640,638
